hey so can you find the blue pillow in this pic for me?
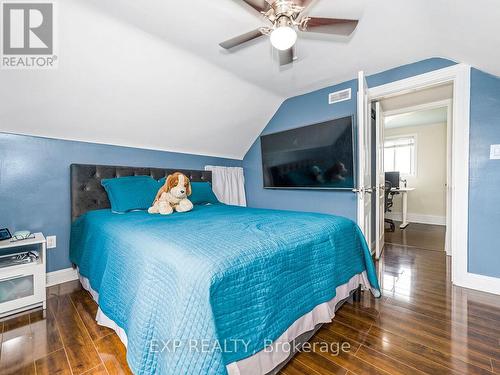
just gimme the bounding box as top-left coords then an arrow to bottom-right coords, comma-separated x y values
190,182 -> 219,205
101,176 -> 160,213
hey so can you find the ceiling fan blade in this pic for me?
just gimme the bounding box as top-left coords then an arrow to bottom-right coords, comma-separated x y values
279,46 -> 295,66
241,0 -> 271,12
219,29 -> 266,49
300,17 -> 359,36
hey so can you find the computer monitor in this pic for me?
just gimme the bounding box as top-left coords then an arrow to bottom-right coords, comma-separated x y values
385,171 -> 400,189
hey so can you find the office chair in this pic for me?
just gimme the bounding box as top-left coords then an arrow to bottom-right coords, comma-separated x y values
385,181 -> 396,232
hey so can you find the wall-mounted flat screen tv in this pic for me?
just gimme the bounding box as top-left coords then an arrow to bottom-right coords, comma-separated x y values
261,116 -> 355,189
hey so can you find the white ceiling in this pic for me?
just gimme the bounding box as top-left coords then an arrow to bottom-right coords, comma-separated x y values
380,84 -> 453,113
86,0 -> 500,97
1,0 -> 500,159
385,107 -> 448,129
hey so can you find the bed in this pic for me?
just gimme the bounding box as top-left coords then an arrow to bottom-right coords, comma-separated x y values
69,163 -> 380,375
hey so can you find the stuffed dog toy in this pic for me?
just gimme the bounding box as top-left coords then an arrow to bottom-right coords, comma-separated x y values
148,172 -> 194,215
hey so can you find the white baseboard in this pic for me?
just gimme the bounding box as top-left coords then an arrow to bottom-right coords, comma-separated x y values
454,272 -> 500,296
386,212 -> 446,226
46,267 -> 79,287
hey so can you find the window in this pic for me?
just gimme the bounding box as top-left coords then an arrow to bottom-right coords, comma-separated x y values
384,135 -> 416,176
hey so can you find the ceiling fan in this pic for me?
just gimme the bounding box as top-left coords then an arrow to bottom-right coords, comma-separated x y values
219,0 -> 359,66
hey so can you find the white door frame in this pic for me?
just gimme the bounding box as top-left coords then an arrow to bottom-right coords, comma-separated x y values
356,71 -> 373,252
375,101 -> 385,259
382,98 -> 452,256
367,64 -> 500,295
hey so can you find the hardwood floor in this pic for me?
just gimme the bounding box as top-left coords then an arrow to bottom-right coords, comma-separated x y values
384,221 -> 446,251
0,281 -> 127,375
1,228 -> 499,374
280,230 -> 500,375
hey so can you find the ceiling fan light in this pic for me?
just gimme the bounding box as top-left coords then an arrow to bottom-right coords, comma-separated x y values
270,26 -> 297,51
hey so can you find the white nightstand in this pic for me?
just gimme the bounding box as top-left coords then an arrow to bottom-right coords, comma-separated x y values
0,233 -> 47,318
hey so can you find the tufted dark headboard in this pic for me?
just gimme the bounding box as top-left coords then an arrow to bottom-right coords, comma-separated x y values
70,163 -> 212,221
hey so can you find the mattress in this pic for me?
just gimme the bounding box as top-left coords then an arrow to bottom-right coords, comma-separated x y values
70,204 -> 380,374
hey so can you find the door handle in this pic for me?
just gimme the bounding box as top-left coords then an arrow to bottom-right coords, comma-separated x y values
353,187 -> 374,194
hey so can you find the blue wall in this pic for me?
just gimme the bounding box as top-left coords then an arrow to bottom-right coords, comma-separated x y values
243,57 -> 500,279
0,133 -> 241,272
243,58 -> 456,221
468,69 -> 500,278
243,79 -> 359,220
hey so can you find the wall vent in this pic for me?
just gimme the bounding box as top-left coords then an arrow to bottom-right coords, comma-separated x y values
328,88 -> 351,104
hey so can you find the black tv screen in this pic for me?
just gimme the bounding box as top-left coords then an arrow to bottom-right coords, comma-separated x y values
261,116 -> 355,189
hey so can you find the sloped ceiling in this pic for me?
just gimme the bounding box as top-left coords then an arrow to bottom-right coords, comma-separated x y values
1,0 -> 499,159
0,0 -> 282,159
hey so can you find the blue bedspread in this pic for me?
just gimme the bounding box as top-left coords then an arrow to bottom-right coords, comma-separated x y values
70,204 -> 380,375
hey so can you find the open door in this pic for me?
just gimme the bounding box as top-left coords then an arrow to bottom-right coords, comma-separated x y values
356,71 -> 373,250
375,102 -> 385,259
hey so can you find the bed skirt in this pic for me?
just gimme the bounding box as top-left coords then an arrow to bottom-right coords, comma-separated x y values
78,270 -> 370,375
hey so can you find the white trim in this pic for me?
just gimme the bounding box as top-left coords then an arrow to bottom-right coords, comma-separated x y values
383,99 -> 451,117
457,273 -> 500,296
46,267 -> 78,287
386,212 -> 446,226
369,65 -> 468,100
367,64 -> 500,295
445,101 -> 453,256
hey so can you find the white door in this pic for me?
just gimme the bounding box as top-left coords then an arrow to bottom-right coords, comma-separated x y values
375,102 -> 385,259
356,71 -> 373,250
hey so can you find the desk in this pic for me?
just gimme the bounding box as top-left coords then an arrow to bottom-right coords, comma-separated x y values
390,187 -> 416,229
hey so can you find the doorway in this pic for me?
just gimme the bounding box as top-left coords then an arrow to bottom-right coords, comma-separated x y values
355,64 -> 473,291
373,84 -> 452,256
